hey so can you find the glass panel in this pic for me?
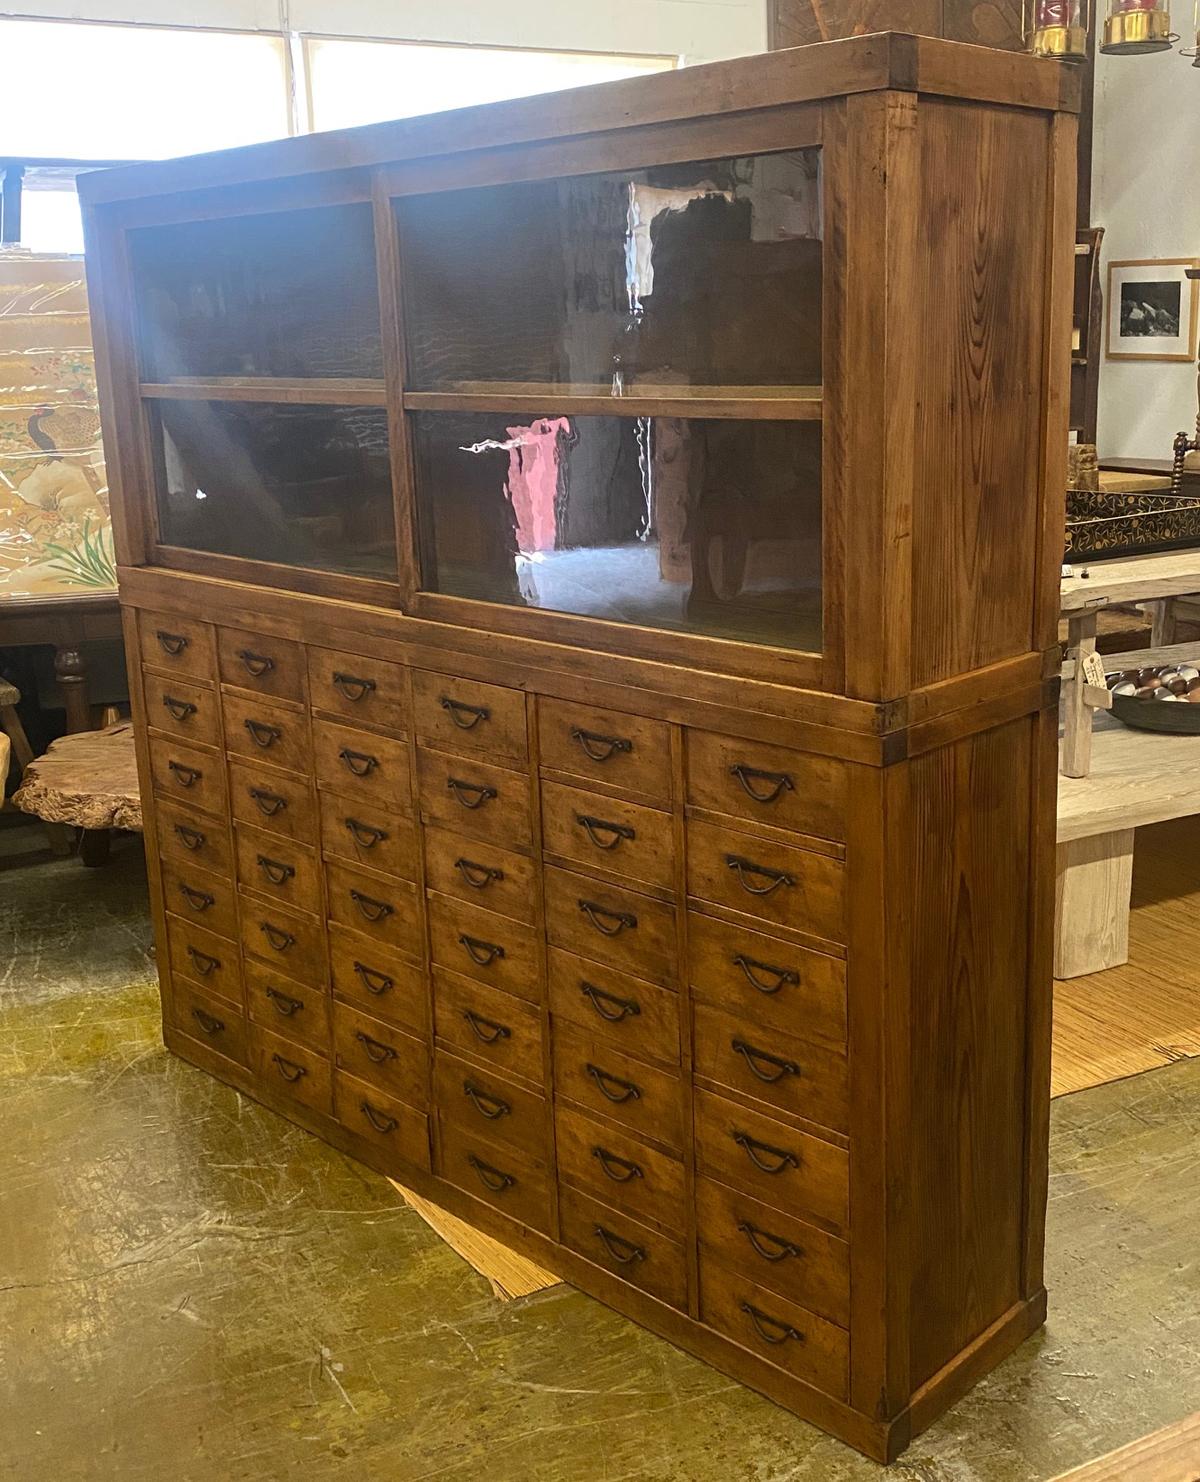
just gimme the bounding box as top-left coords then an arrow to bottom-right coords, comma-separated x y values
150,402 -> 395,581
412,412 -> 821,651
398,150 -> 821,394
132,205 -> 382,382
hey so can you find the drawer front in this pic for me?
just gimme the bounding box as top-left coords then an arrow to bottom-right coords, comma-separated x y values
222,693 -> 310,776
335,1071 -> 430,1170
695,1177 -> 849,1328
552,1020 -> 682,1153
688,913 -> 847,1049
555,1104 -> 684,1234
686,730 -> 846,844
329,923 -> 427,1034
412,670 -> 527,765
686,819 -> 845,944
332,1002 -> 428,1107
160,857 -> 239,942
245,958 -> 330,1054
228,759 -> 317,844
427,893 -> 540,1003
434,1051 -> 549,1162
548,949 -> 680,1069
538,697 -> 672,803
167,978 -> 247,1065
235,824 -> 322,918
693,1001 -> 849,1136
544,867 -> 677,988
308,645 -> 408,731
165,915 -> 241,1006
239,900 -> 327,988
218,626 -> 306,703
319,790 -> 418,880
699,1257 -> 849,1401
312,718 -> 410,811
559,1184 -> 686,1309
693,1090 -> 848,1233
138,608 -> 216,683
155,799 -> 233,878
422,826 -> 536,925
416,746 -> 531,853
434,968 -> 544,1085
148,735 -> 226,818
438,1119 -> 551,1234
540,780 -> 673,892
144,673 -> 221,750
325,860 -> 421,955
251,1024 -> 332,1117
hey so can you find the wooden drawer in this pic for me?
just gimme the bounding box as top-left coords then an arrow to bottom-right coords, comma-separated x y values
235,824 -> 322,918
228,759 -> 317,844
693,1001 -> 849,1136
412,669 -> 527,765
434,968 -> 544,1085
251,1024 -> 332,1117
138,608 -> 216,683
544,866 -> 677,987
325,859 -> 421,956
239,899 -> 326,988
334,1071 -> 430,1171
160,856 -> 239,942
167,977 -> 247,1066
312,718 -> 410,811
434,1050 -> 549,1162
165,915 -> 241,1006
686,730 -> 846,844
218,625 -> 306,703
155,798 -> 233,878
427,893 -> 540,1003
422,826 -> 536,925
693,1090 -> 848,1233
332,1001 -> 428,1108
688,913 -> 847,1050
538,697 -> 671,803
686,819 -> 845,944
560,1184 -> 686,1309
548,949 -> 679,1069
438,1118 -> 551,1234
541,780 -> 673,892
695,1177 -> 849,1329
143,672 -> 221,750
319,790 -> 418,880
699,1257 -> 848,1401
245,958 -> 330,1054
308,645 -> 408,731
222,692 -> 310,776
552,1020 -> 682,1153
148,735 -> 226,818
555,1103 -> 684,1235
329,923 -> 427,1035
416,746 -> 531,853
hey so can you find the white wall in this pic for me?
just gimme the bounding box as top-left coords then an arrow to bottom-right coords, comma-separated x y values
1091,48 -> 1200,460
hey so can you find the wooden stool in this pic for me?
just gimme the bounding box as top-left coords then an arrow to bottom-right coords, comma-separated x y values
12,721 -> 142,865
0,678 -> 34,775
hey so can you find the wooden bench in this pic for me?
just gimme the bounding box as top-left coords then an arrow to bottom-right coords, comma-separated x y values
13,721 -> 142,865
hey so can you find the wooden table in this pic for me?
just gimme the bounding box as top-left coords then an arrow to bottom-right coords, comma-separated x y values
12,720 -> 141,865
0,591 -> 122,734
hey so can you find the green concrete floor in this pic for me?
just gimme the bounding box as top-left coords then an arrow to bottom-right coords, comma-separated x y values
1,828 -> 1197,1482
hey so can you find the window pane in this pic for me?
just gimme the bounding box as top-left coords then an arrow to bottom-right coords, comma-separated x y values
306,37 -> 673,132
14,184 -> 85,256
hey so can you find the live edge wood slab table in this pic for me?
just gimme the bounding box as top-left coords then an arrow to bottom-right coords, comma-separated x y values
79,34 -> 1077,1462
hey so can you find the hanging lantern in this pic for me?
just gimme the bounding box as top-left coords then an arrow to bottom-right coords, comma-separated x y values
1027,0 -> 1091,59
1100,0 -> 1174,53
1183,0 -> 1200,59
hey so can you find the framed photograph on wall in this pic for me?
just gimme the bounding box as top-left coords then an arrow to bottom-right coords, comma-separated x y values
1106,258 -> 1199,362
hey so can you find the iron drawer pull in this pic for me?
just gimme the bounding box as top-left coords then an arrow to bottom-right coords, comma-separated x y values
455,857 -> 503,889
733,1131 -> 798,1174
178,883 -> 214,912
257,855 -> 295,886
464,1010 -> 510,1045
441,695 -> 490,729
186,946 -> 220,977
155,629 -> 189,656
578,900 -> 636,936
463,1081 -> 510,1119
726,855 -> 795,897
351,889 -> 394,923
168,760 -> 201,788
361,1100 -> 397,1134
467,1154 -> 514,1192
345,817 -> 387,848
173,824 -> 206,851
237,649 -> 275,677
594,1225 -> 645,1265
586,1063 -> 641,1104
459,934 -> 505,967
162,695 -> 197,721
732,954 -> 798,994
353,961 -> 393,995
339,748 -> 378,777
355,1030 -> 396,1064
737,1220 -> 802,1264
191,1006 -> 224,1036
333,671 -> 376,702
447,777 -> 497,809
271,1053 -> 306,1084
732,1038 -> 800,1084
249,787 -> 287,817
244,718 -> 281,748
570,726 -> 632,763
265,986 -> 303,1017
741,1302 -> 804,1346
592,1146 -> 643,1183
577,814 -> 634,850
260,921 -> 295,952
581,982 -> 640,1023
730,764 -> 795,805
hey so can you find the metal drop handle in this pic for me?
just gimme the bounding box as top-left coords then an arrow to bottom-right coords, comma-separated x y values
447,777 -> 497,809
167,760 -> 201,788
586,1062 -> 641,1104
455,857 -> 502,889
577,814 -> 634,851
594,1225 -> 645,1265
361,1100 -> 397,1134
441,695 -> 490,730
155,629 -> 188,656
265,986 -> 302,1017
244,718 -> 281,749
463,1010 -> 510,1045
463,1081 -> 510,1120
742,1302 -> 804,1346
581,982 -> 640,1023
353,961 -> 393,995
467,1154 -> 514,1192
162,695 -> 197,721
345,817 -> 386,848
260,921 -> 295,952
733,1130 -> 798,1175
578,900 -> 636,937
737,1220 -> 802,1264
178,883 -> 214,912
732,1038 -> 800,1084
351,889 -> 394,923
186,946 -> 220,977
732,954 -> 798,994
257,855 -> 295,886
237,649 -> 275,678
271,1053 -> 306,1084
726,855 -> 795,897
191,1006 -> 224,1036
729,763 -> 795,805
355,1030 -> 396,1064
459,934 -> 504,967
592,1146 -> 643,1184
570,726 -> 632,763
174,824 -> 206,851
339,748 -> 378,777
249,787 -> 286,817
333,671 -> 376,702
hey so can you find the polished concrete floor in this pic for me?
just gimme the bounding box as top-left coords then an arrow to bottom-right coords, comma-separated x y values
2,830 -> 1198,1481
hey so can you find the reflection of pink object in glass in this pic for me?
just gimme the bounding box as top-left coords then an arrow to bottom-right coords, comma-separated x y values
505,418 -> 570,553
1035,0 -> 1071,26
1112,0 -> 1159,13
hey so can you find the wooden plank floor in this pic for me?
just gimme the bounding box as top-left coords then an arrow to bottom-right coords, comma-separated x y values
1049,1411 -> 1200,1480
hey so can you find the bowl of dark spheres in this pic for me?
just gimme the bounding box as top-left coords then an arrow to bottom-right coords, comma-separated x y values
1107,663 -> 1200,734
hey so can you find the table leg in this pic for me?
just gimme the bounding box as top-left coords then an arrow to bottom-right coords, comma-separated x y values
1054,829 -> 1135,978
1149,598 -> 1178,647
79,829 -> 111,867
1062,610 -> 1098,779
54,645 -> 92,734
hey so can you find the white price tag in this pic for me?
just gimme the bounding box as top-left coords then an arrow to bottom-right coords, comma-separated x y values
1082,651 -> 1106,688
